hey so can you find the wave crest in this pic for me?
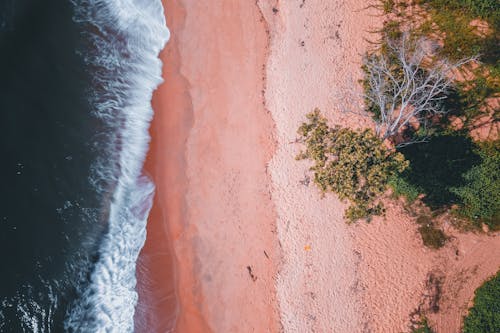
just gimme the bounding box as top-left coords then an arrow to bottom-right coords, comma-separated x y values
65,0 -> 169,332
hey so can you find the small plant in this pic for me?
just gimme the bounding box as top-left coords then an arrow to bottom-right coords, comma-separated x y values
418,220 -> 447,249
411,316 -> 434,333
297,109 -> 408,222
382,0 -> 395,14
416,215 -> 432,225
463,270 -> 500,333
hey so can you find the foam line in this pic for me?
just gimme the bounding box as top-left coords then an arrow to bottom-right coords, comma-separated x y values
65,1 -> 169,331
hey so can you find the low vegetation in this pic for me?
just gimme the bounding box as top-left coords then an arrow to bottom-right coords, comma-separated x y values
417,224 -> 447,249
376,0 -> 500,130
392,134 -> 499,230
463,271 -> 500,333
452,141 -> 500,230
411,316 -> 434,333
297,109 -> 408,222
388,174 -> 420,203
362,34 -> 473,147
361,0 -> 500,231
297,0 -> 499,235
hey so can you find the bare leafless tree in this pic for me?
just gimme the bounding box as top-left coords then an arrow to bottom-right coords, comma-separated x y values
361,34 -> 475,147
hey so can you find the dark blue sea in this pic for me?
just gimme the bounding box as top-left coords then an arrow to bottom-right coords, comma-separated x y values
0,0 -> 168,331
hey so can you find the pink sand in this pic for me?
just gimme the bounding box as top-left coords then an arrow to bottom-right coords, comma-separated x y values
136,0 -> 500,332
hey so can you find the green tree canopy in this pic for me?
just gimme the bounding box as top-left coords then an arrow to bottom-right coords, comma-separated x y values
463,271 -> 500,333
452,140 -> 500,230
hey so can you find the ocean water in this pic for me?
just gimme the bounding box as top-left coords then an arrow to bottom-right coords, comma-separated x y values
0,0 -> 168,331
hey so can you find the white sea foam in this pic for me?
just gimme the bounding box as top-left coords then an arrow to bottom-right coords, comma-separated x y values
65,0 -> 169,332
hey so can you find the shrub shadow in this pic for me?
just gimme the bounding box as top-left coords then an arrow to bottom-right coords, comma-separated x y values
398,134 -> 480,209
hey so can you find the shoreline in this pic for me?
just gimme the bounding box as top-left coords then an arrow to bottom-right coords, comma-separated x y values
136,0 -> 210,331
137,0 -> 280,331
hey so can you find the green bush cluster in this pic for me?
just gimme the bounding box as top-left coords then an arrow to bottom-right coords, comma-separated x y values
452,141 -> 500,229
388,134 -> 499,230
388,174 -> 420,203
296,109 -> 408,222
419,0 -> 500,26
463,271 -> 500,333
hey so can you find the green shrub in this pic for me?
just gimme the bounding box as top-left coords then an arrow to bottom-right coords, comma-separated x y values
463,271 -> 500,333
418,0 -> 500,25
297,109 -> 408,222
452,141 -> 500,230
381,0 -> 395,14
389,174 -> 421,203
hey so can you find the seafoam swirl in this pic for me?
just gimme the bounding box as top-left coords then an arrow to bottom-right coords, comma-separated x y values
65,0 -> 169,332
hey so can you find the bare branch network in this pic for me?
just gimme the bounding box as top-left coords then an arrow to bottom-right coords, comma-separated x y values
361,34 -> 475,146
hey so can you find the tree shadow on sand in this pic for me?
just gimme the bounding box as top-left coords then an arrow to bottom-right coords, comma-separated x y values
398,134 -> 481,210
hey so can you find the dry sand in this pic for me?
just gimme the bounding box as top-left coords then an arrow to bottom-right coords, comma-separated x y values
352,204 -> 500,332
263,1 -> 499,332
261,0 -> 378,331
137,0 -> 500,332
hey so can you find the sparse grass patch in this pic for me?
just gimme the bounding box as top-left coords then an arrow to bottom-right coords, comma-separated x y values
418,0 -> 500,27
382,20 -> 403,40
416,215 -> 447,249
418,223 -> 447,249
416,215 -> 432,225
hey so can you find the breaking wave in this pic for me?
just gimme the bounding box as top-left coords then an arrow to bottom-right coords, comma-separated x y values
65,0 -> 169,332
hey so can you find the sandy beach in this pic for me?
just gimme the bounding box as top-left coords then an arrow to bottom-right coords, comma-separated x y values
137,0 -> 500,332
137,0 -> 279,332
